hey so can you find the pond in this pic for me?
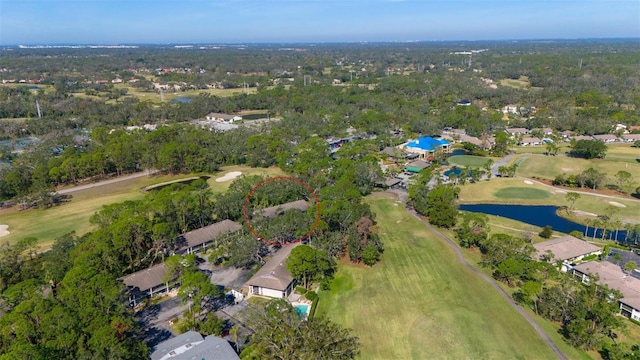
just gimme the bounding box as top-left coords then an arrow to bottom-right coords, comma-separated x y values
171,97 -> 191,104
448,149 -> 466,157
444,167 -> 471,178
459,203 -> 630,242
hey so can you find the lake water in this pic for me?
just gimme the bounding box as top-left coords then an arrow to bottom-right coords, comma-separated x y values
459,203 -> 630,242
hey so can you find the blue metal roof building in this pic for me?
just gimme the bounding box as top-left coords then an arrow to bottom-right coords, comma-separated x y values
405,136 -> 450,152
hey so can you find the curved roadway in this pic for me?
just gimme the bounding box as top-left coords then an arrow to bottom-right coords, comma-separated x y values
408,209 -> 568,360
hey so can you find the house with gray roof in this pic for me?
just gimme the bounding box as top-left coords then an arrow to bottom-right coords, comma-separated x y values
533,235 -> 602,272
592,134 -> 619,143
254,200 -> 310,219
120,263 -> 171,307
150,331 -> 239,360
573,261 -> 640,322
244,244 -> 298,299
176,220 -> 242,255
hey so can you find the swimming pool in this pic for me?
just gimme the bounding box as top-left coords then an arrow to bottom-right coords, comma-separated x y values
294,304 -> 310,318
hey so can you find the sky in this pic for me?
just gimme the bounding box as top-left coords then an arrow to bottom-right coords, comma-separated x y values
1,0 -> 639,45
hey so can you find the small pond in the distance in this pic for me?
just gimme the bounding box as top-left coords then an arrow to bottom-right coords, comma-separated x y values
448,149 -> 467,157
171,97 -> 192,104
459,203 -> 630,242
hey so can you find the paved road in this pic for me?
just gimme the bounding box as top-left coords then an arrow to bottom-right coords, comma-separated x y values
490,153 -> 516,177
55,169 -> 158,195
409,210 -> 568,360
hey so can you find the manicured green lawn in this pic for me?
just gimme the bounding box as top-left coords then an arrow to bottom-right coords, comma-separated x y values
206,166 -> 287,194
317,196 -> 560,359
447,155 -> 492,167
494,187 -> 551,200
514,153 -> 640,183
0,166 -> 286,248
459,178 -> 640,225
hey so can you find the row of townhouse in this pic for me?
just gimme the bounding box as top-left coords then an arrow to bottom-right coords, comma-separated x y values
119,201 -> 311,307
533,235 -> 640,321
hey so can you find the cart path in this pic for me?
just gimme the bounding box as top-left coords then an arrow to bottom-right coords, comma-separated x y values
409,210 -> 568,360
55,169 -> 159,195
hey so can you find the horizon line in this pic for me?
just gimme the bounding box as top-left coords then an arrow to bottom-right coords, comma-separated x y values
3,37 -> 640,47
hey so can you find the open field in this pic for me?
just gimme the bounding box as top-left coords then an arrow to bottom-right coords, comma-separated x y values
317,196 -> 560,359
113,84 -> 257,101
0,166 -> 285,247
500,76 -> 531,89
513,153 -> 640,183
458,177 -> 640,224
447,155 -> 491,167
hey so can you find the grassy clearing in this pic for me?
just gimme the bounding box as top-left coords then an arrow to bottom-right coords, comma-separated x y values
317,196 -> 559,359
113,84 -> 257,102
458,177 -> 640,224
514,153 -> 640,182
494,187 -> 551,199
500,76 -> 531,89
447,155 -> 491,167
0,166 -> 285,247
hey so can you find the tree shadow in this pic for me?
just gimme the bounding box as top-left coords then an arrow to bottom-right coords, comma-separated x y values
142,326 -> 173,349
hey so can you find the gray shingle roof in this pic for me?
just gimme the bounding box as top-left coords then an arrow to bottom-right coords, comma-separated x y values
573,261 -> 640,311
179,220 -> 242,249
533,235 -> 602,262
151,331 -> 239,360
245,245 -> 297,291
120,263 -> 167,292
255,200 -> 309,219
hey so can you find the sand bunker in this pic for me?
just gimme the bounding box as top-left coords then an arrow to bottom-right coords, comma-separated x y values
555,190 -> 567,194
574,210 -> 598,217
0,225 -> 9,238
609,201 -> 627,208
524,180 -> 534,185
215,171 -> 242,183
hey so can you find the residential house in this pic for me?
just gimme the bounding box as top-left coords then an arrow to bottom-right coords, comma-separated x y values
573,261 -> 640,321
502,104 -> 518,115
505,127 -> 530,138
592,134 -> 619,143
245,244 -> 298,299
561,130 -> 574,139
533,235 -> 602,272
518,137 -> 542,146
175,220 -> 242,255
206,113 -> 242,123
572,135 -> 595,142
150,331 -> 239,360
120,263 -> 171,307
375,178 -> 402,189
254,200 -> 310,219
403,136 -> 450,160
621,134 -> 640,143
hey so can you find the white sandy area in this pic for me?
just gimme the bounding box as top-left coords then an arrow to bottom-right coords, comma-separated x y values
609,201 -> 627,208
215,171 -> 242,183
555,190 -> 567,194
524,180 -> 534,185
574,210 -> 598,217
0,225 -> 9,238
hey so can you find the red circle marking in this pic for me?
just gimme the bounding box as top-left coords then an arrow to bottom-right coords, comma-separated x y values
243,176 -> 321,245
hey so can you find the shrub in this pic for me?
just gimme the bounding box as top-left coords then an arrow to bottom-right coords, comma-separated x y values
362,244 -> 381,266
305,291 -> 318,301
569,230 -> 584,239
295,286 -> 307,294
539,225 -> 553,239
